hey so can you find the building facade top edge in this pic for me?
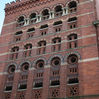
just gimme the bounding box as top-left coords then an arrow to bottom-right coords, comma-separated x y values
5,0 -> 53,11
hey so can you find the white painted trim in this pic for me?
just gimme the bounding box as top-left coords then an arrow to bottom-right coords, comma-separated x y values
79,57 -> 99,63
78,0 -> 93,6
45,65 -> 50,68
29,67 -> 35,70
0,72 -> 7,75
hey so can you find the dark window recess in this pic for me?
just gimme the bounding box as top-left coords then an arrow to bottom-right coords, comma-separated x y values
24,44 -> 32,49
54,5 -> 63,17
68,34 -> 78,49
51,57 -> 61,66
8,65 -> 15,74
69,1 -> 77,8
36,60 -> 44,69
54,60 -> 60,66
5,86 -> 12,91
68,17 -> 77,22
55,5 -> 62,12
34,82 -> 43,88
68,78 -> 79,84
68,54 -> 78,64
41,31 -> 46,35
38,62 -> 43,68
19,84 -> 27,90
27,28 -> 35,32
30,13 -> 36,19
40,24 -> 48,29
42,9 -> 49,16
53,21 -> 62,26
55,28 -> 61,32
42,9 -> 49,20
68,1 -> 77,13
18,16 -> 24,22
21,63 -> 29,72
15,31 -> 23,35
51,80 -> 60,86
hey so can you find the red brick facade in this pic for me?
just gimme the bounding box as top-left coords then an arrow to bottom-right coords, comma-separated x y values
0,0 -> 99,99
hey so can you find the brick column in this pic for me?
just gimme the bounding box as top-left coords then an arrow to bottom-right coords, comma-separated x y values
25,68 -> 34,99
11,70 -> 20,99
0,74 -> 7,98
60,63 -> 67,98
42,65 -> 50,99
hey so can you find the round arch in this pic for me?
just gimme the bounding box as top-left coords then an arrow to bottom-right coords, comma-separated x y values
65,0 -> 79,7
32,57 -> 47,67
64,51 -> 81,63
47,54 -> 64,65
18,60 -> 32,69
6,62 -> 17,72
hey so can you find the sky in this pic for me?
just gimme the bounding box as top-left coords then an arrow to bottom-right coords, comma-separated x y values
0,0 -> 15,34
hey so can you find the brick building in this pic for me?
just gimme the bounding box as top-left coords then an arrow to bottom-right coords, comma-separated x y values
0,0 -> 99,99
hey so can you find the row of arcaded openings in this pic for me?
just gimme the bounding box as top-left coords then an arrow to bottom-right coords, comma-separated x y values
15,17 -> 77,42
5,54 -> 79,98
17,1 -> 77,26
8,54 -> 78,73
8,54 -> 78,74
11,34 -> 77,59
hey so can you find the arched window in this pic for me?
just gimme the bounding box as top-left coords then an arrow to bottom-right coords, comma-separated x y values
21,62 -> 29,72
53,21 -> 62,32
4,65 -> 16,92
42,9 -> 49,20
8,65 -> 16,74
10,46 -> 19,60
52,37 -> 61,52
24,44 -> 32,57
14,31 -> 23,42
51,57 -> 61,67
67,54 -> 79,97
36,60 -> 45,69
50,57 -> 61,87
40,24 -> 48,36
68,34 -> 77,48
17,16 -> 25,27
18,16 -> 24,23
67,54 -> 78,65
68,1 -> 77,13
18,62 -> 29,90
29,13 -> 37,24
33,60 -> 44,88
54,5 -> 63,17
37,40 -> 46,55
27,28 -> 35,39
67,17 -> 77,29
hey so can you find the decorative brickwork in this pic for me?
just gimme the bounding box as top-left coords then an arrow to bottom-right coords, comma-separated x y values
49,87 -> 60,98
16,91 -> 26,99
33,89 -> 42,99
4,92 -> 11,99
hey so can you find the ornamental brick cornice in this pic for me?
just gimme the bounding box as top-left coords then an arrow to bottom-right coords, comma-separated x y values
5,0 -> 54,15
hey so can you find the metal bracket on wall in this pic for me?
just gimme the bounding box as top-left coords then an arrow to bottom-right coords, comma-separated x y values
93,20 -> 99,26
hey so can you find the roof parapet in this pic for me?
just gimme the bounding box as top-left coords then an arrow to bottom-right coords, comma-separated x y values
5,0 -> 34,9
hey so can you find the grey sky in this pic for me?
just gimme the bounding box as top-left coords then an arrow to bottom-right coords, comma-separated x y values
0,0 -> 14,34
